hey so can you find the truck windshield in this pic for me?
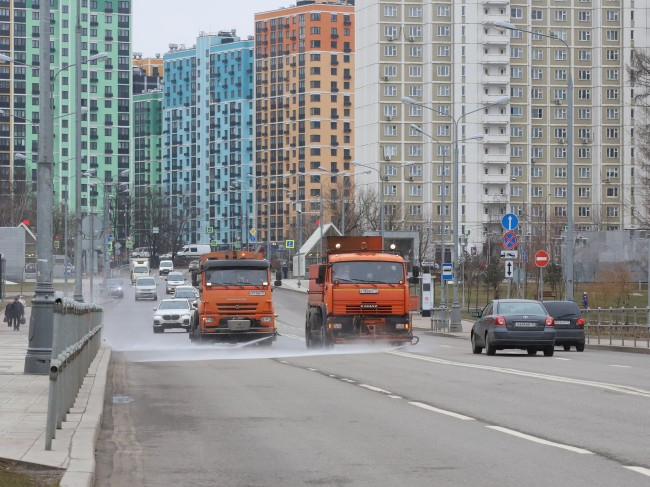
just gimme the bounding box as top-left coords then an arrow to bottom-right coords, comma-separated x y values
333,261 -> 404,284
205,268 -> 268,286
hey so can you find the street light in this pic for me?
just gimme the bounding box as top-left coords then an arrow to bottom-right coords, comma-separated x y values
411,125 -> 484,308
403,95 -> 509,331
494,20 -> 574,301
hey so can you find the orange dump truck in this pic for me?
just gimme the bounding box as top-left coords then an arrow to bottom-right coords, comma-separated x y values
189,250 -> 277,344
305,236 -> 416,348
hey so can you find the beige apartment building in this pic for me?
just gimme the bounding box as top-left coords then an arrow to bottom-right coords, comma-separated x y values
356,0 -> 646,260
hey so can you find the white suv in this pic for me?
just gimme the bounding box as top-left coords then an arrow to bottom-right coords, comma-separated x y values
135,277 -> 158,301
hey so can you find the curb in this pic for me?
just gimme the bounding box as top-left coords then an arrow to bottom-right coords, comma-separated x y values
60,346 -> 111,487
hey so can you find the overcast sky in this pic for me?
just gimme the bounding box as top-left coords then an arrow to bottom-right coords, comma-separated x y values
132,0 -> 285,57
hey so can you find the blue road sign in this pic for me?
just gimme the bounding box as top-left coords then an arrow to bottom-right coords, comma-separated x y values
501,213 -> 519,231
503,231 -> 519,249
522,249 -> 528,263
442,263 -> 453,280
249,234 -> 256,243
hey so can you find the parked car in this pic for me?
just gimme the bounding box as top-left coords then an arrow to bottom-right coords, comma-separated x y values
152,298 -> 193,333
100,278 -> 124,298
159,260 -> 174,276
471,299 -> 556,356
188,260 -> 200,273
135,277 -> 158,301
542,300 -> 585,352
165,271 -> 186,294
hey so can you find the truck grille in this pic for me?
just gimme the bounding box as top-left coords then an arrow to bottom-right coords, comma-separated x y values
216,303 -> 258,313
345,304 -> 393,315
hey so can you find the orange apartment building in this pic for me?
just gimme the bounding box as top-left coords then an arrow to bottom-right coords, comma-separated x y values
254,0 -> 355,255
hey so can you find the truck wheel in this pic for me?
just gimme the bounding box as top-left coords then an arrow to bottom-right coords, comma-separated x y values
305,323 -> 313,348
320,324 -> 333,349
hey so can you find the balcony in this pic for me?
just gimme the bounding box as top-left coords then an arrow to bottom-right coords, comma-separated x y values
482,174 -> 510,185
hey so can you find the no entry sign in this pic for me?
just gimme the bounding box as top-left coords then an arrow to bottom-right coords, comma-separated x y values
535,250 -> 550,268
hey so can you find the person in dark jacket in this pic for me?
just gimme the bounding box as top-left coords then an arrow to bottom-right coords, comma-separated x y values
5,296 -> 25,331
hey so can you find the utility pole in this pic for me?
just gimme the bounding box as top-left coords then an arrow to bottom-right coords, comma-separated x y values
25,0 -> 54,374
73,0 -> 84,302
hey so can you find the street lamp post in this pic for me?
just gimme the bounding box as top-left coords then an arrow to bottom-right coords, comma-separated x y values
403,95 -> 509,331
494,20 -> 574,301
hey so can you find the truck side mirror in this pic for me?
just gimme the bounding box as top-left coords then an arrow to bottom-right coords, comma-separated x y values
275,270 -> 282,287
191,272 -> 199,287
316,265 -> 327,284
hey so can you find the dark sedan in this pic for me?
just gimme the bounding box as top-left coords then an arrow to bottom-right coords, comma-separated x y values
542,300 -> 585,352
100,278 -> 125,299
471,299 -> 556,356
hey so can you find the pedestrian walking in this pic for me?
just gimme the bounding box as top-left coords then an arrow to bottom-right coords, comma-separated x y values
5,296 -> 24,331
582,292 -> 588,309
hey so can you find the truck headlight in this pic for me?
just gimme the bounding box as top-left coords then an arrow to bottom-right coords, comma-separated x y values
260,316 -> 273,323
332,323 -> 343,329
395,323 -> 408,330
204,317 -> 215,323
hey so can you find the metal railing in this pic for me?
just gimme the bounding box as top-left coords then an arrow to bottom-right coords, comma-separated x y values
430,307 -> 450,333
45,298 -> 103,450
583,307 -> 650,348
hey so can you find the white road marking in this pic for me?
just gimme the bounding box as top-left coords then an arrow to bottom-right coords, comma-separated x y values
554,357 -> 571,361
487,426 -> 593,454
624,466 -> 650,477
358,384 -> 393,394
389,351 -> 650,398
409,402 -> 475,421
440,345 -> 453,348
388,395 -> 402,399
307,368 -> 318,371
340,378 -> 356,383
610,365 -> 631,368
282,333 -> 305,341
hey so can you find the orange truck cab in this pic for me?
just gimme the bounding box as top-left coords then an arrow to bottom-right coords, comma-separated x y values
305,236 -> 415,348
189,250 -> 277,344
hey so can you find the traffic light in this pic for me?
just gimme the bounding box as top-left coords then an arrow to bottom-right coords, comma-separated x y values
22,219 -> 30,226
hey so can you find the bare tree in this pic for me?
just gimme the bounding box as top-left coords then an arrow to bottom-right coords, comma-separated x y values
628,50 -> 650,226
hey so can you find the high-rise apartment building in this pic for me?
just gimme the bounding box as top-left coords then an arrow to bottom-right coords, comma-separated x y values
162,32 -> 255,247
0,0 -> 132,229
254,0 -> 355,251
356,0 -> 645,258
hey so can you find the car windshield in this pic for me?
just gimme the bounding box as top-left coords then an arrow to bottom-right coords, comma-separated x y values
168,273 -> 184,281
175,291 -> 194,298
158,300 -> 190,310
497,302 -> 546,315
106,279 -> 122,286
160,262 -> 172,268
137,278 -> 156,286
205,268 -> 268,286
134,267 -> 148,273
332,261 -> 404,284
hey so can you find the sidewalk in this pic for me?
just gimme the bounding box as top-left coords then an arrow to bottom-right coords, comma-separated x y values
0,305 -> 111,487
277,278 -> 650,353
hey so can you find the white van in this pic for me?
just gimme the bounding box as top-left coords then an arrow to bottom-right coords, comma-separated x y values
176,244 -> 211,258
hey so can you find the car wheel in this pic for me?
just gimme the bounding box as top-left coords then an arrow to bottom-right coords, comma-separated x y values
563,344 -> 571,351
527,348 -> 537,356
154,295 -> 158,301
543,346 -> 555,357
135,296 -> 139,301
471,332 -> 483,354
485,333 -> 496,356
576,344 -> 585,352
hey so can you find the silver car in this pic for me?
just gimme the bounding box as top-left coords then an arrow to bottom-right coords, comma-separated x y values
152,299 -> 192,333
165,271 -> 186,294
135,277 -> 158,301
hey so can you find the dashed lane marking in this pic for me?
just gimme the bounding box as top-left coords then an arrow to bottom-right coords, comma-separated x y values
487,426 -> 593,454
410,401 -> 475,421
624,466 -> 650,477
358,384 -> 393,395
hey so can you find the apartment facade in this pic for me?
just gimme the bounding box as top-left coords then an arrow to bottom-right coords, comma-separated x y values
254,0 -> 355,252
0,0 -> 132,231
162,32 -> 255,247
355,0 -> 645,259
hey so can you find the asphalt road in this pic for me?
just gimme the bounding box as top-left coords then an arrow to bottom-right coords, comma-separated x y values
94,276 -> 650,486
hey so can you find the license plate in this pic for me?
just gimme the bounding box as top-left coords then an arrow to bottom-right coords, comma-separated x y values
514,322 -> 537,327
228,320 -> 250,331
555,320 -> 570,325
